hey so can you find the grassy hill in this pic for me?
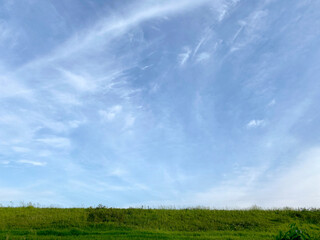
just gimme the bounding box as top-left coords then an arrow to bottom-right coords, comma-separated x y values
0,206 -> 319,239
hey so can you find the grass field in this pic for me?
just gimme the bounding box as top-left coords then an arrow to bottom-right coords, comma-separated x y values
0,206 -> 319,239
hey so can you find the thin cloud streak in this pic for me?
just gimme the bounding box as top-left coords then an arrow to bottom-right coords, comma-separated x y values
17,160 -> 47,166
18,0 -> 221,71
247,119 -> 266,128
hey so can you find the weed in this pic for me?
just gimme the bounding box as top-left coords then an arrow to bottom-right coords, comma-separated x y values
276,223 -> 312,240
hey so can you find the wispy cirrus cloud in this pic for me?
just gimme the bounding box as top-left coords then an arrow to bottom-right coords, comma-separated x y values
178,47 -> 192,66
196,52 -> 211,62
12,146 -> 30,153
246,119 -> 266,129
192,147 -> 320,209
259,147 -> 320,207
19,0 -> 225,70
17,160 -> 47,166
146,147 -> 320,209
0,76 -> 33,99
99,105 -> 123,121
229,9 -> 269,52
36,137 -> 71,149
58,69 -> 97,92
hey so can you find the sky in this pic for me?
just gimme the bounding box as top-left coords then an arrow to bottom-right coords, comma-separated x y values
0,0 -> 320,208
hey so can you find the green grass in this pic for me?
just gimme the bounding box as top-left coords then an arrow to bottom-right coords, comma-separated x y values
0,206 -> 319,239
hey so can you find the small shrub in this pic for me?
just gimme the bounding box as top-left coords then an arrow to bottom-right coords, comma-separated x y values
276,223 -> 312,240
96,204 -> 107,209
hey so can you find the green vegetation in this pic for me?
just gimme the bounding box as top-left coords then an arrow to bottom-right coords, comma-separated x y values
276,223 -> 312,240
0,206 -> 319,239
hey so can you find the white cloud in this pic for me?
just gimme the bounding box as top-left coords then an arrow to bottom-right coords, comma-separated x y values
245,10 -> 269,34
36,137 -> 71,149
247,119 -> 266,128
0,114 -> 20,124
193,36 -> 206,56
230,9 -> 269,52
185,147 -> 320,209
178,47 -> 191,66
0,77 -> 33,99
109,168 -> 128,178
20,0 -> 224,69
196,52 -> 211,62
68,120 -> 84,129
211,0 -> 239,22
141,65 -> 152,70
193,30 -> 215,62
231,24 -> 245,43
99,105 -> 123,121
189,185 -> 251,208
37,150 -> 52,157
98,0 -> 222,36
59,69 -> 96,92
256,147 -> 320,208
51,90 -> 82,106
17,160 -> 47,166
182,164 -> 267,208
217,4 -> 229,22
268,99 -> 276,107
12,146 -> 30,153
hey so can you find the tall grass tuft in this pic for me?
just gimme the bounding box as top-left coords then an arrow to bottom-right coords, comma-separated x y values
276,223 -> 312,240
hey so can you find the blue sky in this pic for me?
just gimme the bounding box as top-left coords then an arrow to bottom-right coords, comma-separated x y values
1,0 -> 320,208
